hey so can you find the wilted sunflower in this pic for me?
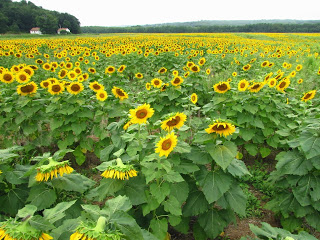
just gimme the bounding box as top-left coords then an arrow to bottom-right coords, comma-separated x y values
171,76 -> 184,87
238,79 -> 249,92
15,71 -> 30,83
135,72 -> 143,79
155,132 -> 178,158
118,65 -> 126,73
301,90 -> 317,102
0,219 -> 53,240
213,81 -> 231,94
129,103 -> 154,124
101,158 -> 137,180
276,78 -> 290,92
112,86 -> 128,101
96,90 -> 108,101
190,93 -> 198,104
158,67 -> 167,74
0,71 -> 15,84
248,82 -> 265,93
89,81 -> 104,92
35,158 -> 73,182
67,82 -> 84,95
17,81 -> 38,96
48,82 -> 65,95
105,66 -> 116,74
151,78 -> 162,88
268,78 -> 277,88
161,112 -> 187,132
205,119 -> 236,137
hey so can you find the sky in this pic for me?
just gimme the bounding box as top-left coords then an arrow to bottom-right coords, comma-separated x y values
13,0 -> 320,27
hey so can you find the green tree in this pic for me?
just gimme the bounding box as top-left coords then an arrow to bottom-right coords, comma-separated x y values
36,14 -> 58,34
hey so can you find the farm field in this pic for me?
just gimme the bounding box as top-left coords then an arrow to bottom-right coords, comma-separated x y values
0,32 -> 319,240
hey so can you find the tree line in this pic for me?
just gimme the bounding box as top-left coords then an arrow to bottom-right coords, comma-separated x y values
81,23 -> 320,34
0,0 -> 80,34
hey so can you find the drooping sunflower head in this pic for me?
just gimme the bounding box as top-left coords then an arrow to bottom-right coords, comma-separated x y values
35,158 -> 73,182
151,78 -> 162,88
101,158 -> 137,180
48,82 -> 65,95
155,132 -> 178,158
248,82 -> 265,93
190,93 -> 198,104
205,119 -> 236,137
96,90 -> 108,101
129,103 -> 154,124
67,82 -> 84,95
89,81 -> 104,92
213,81 -> 231,94
161,112 -> 187,132
238,79 -> 249,92
17,81 -> 38,96
301,90 -> 317,102
112,86 -> 128,101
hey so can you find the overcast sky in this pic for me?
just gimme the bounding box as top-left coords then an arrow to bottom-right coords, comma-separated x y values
14,0 -> 320,27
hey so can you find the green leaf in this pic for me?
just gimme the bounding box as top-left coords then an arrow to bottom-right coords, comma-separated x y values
241,128 -> 256,141
306,212 -> 320,231
5,165 -> 28,185
275,129 -> 291,137
73,146 -> 86,166
50,118 -> 64,131
170,181 -> 189,205
17,205 -> 37,219
100,145 -> 114,161
150,181 -> 170,203
245,143 -> 258,156
126,141 -> 142,157
150,218 -> 168,240
206,141 -> 237,170
281,216 -> 302,232
81,204 -> 101,219
50,218 -> 81,240
299,132 -> 320,159
0,187 -> 29,215
227,159 -> 250,177
184,147 -> 211,165
142,191 -> 160,216
217,185 -> 247,216
29,215 -> 55,231
43,200 -> 76,224
86,178 -> 124,201
51,173 -> 95,193
193,131 -> 215,144
173,162 -> 199,174
27,184 -> 57,211
104,195 -> 132,215
260,147 -> 271,158
275,151 -> 312,176
198,209 -> 228,239
292,174 -> 312,207
168,215 -> 181,226
193,222 -> 207,240
124,176 -> 147,205
163,196 -> 182,216
174,141 -> 191,154
71,122 -> 87,136
163,171 -> 184,183
182,190 -> 209,217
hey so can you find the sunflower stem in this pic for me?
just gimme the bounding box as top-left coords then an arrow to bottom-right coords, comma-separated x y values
138,124 -> 142,147
93,216 -> 107,233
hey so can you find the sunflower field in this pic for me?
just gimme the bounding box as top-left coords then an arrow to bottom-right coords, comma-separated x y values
0,33 -> 319,240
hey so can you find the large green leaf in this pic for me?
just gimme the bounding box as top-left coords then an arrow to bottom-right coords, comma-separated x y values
170,181 -> 189,205
43,200 -> 76,224
29,215 -> 55,231
51,173 -> 95,193
27,184 -> 57,210
275,151 -> 312,176
227,158 -> 250,177
198,209 -> 228,239
292,174 -> 312,207
163,196 -> 182,216
182,190 -> 209,217
17,204 -> 37,219
50,218 -> 81,240
150,218 -> 168,240
0,187 -> 29,216
217,185 -> 247,216
123,176 -> 147,205
184,147 -> 211,164
104,195 -> 132,216
86,178 -> 124,201
150,181 -> 170,203
299,132 -> 320,159
206,141 -> 237,170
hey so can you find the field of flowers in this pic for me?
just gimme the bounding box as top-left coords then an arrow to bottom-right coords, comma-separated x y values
0,33 -> 319,240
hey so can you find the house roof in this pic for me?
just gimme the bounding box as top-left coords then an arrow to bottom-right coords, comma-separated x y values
30,27 -> 40,31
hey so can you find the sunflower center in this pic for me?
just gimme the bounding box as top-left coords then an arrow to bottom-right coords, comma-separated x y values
43,82 -> 49,87
21,84 -> 34,93
162,139 -> 172,150
166,116 -> 181,127
19,75 -> 27,81
116,89 -> 125,96
279,81 -> 286,88
192,96 -> 196,101
108,67 -> 113,72
99,93 -> 105,98
191,66 -> 198,71
213,124 -> 228,131
173,78 -> 180,84
52,85 -> 61,92
218,83 -> 228,91
136,109 -> 147,119
251,84 -> 260,90
304,93 -> 312,99
93,84 -> 101,90
3,74 -> 12,81
154,80 -> 160,85
240,83 -> 246,88
71,84 -> 80,91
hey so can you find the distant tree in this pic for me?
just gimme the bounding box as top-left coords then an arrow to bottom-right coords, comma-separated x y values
0,12 -> 8,33
36,14 -> 58,34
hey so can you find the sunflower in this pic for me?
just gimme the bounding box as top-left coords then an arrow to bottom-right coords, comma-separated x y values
36,158 -> 73,182
0,71 -> 15,84
261,61 -> 269,67
205,120 -> 236,137
232,72 -> 237,77
301,90 -> 317,102
67,70 -> 78,81
35,59 -> 43,64
276,78 -> 290,92
198,57 -> 206,66
15,71 -> 30,83
88,67 -> 96,74
213,81 -> 231,94
161,83 -> 169,92
112,86 -> 128,100
65,62 -> 73,69
40,80 -> 50,88
238,79 -> 249,92
158,67 -> 167,74
296,64 -> 303,71
135,72 -> 143,79
268,78 -> 277,88
248,82 -> 265,93
67,82 -> 84,95
89,81 -> 104,92
118,65 -> 126,73
101,158 -> 137,180
190,93 -> 198,104
17,81 -> 38,96
129,103 -> 154,124
190,64 -> 200,73
48,82 -> 65,95
123,120 -> 134,130
82,73 -> 89,81
145,82 -> 151,90
242,64 -> 251,71
96,90 -> 108,101
148,78 -> 161,89
297,78 -> 303,84
161,112 -> 187,132
105,66 -> 116,74
42,63 -> 51,71
171,76 -> 183,87
155,132 -> 178,158
74,67 -> 82,75
22,67 -> 34,77
186,61 -> 195,68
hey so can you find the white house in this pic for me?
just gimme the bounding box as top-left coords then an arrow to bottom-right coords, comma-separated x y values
30,27 -> 42,34
57,28 -> 71,34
